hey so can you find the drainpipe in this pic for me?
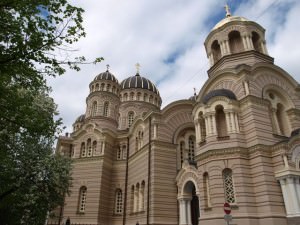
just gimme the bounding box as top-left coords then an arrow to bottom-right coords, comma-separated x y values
123,137 -> 130,225
147,117 -> 152,225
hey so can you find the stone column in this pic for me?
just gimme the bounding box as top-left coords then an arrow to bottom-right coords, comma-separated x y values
234,113 -> 240,132
186,200 -> 192,225
208,53 -> 214,66
247,35 -> 254,50
224,39 -> 230,55
261,40 -> 268,55
279,179 -> 291,214
243,81 -> 250,95
212,114 -> 217,135
205,116 -> 211,136
230,112 -> 236,133
242,35 -> 248,50
225,112 -> 231,133
271,108 -> 280,134
287,177 -> 300,215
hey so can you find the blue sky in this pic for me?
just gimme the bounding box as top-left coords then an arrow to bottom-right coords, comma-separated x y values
47,0 -> 300,133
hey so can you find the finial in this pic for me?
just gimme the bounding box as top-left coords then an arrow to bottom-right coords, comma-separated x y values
193,87 -> 197,100
224,3 -> 231,17
106,64 -> 110,71
135,63 -> 140,75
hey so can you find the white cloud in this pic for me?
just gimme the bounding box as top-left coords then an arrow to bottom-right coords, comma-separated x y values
47,0 -> 300,132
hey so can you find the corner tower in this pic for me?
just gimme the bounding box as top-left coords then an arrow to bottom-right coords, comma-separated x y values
84,66 -> 121,130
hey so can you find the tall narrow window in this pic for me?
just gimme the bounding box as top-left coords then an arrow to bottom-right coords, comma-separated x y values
216,105 -> 228,137
103,102 -> 109,117
203,172 -> 211,207
134,183 -> 140,212
92,141 -> 97,156
128,112 -> 134,127
91,101 -> 97,116
79,186 -> 87,213
223,168 -> 235,203
115,189 -> 123,214
87,138 -> 92,157
81,142 -> 86,157
139,181 -> 145,211
188,136 -> 195,161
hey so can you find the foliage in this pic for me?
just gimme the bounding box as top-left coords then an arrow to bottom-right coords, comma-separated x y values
0,0 -> 101,224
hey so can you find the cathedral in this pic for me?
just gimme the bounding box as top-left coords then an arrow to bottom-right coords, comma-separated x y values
49,9 -> 300,225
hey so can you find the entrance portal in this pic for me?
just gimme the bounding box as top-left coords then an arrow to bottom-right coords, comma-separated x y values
178,181 -> 200,225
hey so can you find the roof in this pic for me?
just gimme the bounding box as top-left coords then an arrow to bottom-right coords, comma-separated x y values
212,16 -> 249,30
94,70 -> 119,83
120,73 -> 159,95
202,89 -> 237,104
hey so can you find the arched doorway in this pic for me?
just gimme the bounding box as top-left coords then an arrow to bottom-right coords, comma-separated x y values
178,180 -> 200,225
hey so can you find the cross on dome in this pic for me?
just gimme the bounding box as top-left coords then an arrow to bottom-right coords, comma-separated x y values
224,3 -> 231,17
135,63 -> 141,75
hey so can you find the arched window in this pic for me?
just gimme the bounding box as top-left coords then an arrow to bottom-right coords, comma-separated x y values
137,92 -> 141,101
211,40 -> 221,63
106,84 -> 111,92
81,142 -> 86,157
134,183 -> 140,212
112,86 -> 116,93
188,136 -> 195,161
115,189 -> 123,214
203,172 -> 211,207
223,168 -> 235,203
128,112 -> 134,127
95,83 -> 99,91
229,31 -> 244,54
91,101 -> 97,116
78,186 -> 87,213
124,93 -> 128,101
252,31 -> 262,53
103,102 -> 109,117
100,83 -> 105,91
130,92 -> 134,100
215,105 -> 228,137
92,141 -> 97,156
139,181 -> 145,211
87,139 -> 92,157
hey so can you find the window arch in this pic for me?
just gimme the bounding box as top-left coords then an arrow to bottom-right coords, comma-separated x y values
188,136 -> 195,161
252,31 -> 262,53
229,31 -> 244,54
203,172 -> 211,207
91,101 -> 97,116
103,102 -> 109,117
87,138 -> 92,157
100,83 -> 105,91
128,112 -> 134,127
124,93 -> 128,101
215,105 -> 228,137
130,92 -> 134,100
211,40 -> 221,63
78,186 -> 87,213
223,168 -> 235,203
80,142 -> 86,157
95,83 -> 99,91
134,183 -> 140,212
115,189 -> 123,214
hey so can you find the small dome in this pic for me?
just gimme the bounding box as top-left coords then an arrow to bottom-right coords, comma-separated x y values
120,73 -> 159,95
94,70 -> 119,83
212,16 -> 249,30
202,89 -> 237,104
75,114 -> 85,123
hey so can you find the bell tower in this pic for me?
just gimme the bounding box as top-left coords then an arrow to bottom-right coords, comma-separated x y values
204,5 -> 272,77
